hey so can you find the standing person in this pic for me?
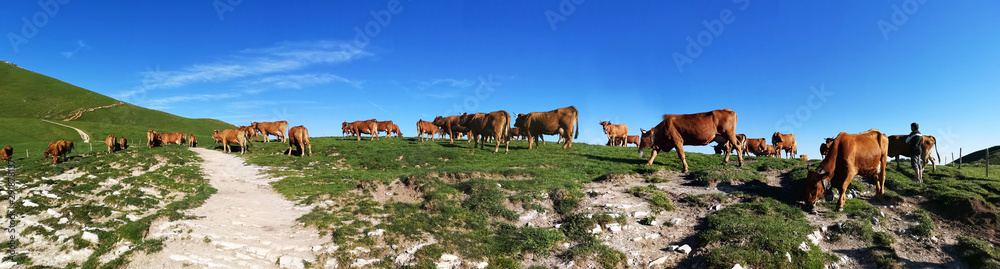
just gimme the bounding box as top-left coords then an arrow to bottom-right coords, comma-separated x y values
906,122 -> 924,182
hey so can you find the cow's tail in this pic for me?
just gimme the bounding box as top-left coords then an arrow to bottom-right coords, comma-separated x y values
934,139 -> 941,165
573,108 -> 579,139
504,112 -> 511,142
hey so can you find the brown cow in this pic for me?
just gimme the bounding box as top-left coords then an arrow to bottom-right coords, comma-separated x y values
772,132 -> 797,159
43,141 -> 65,164
287,125 -> 312,157
625,135 -> 639,147
433,115 -> 467,144
513,106 -> 579,150
637,109 -> 743,172
213,129 -> 249,154
350,119 -> 380,141
599,121 -> 628,147
803,129 -> 888,211
1,146 -> 12,163
887,135 -> 939,173
147,130 -> 159,148
377,121 -> 397,138
342,122 -> 353,137
716,134 -> 747,155
253,121 -> 289,142
742,138 -> 767,157
105,134 -> 118,153
58,140 -> 74,158
390,123 -> 402,138
760,144 -> 779,157
459,110 -> 511,154
160,132 -> 186,145
187,134 -> 197,147
239,125 -> 261,142
417,119 -> 439,142
119,136 -> 128,150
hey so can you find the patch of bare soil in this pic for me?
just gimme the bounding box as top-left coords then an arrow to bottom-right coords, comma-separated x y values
363,178 -> 425,204
127,148 -> 329,269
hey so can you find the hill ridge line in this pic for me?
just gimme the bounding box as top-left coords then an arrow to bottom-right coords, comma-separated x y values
40,119 -> 90,143
63,101 -> 125,121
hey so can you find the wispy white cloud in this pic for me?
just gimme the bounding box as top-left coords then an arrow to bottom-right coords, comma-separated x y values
60,40 -> 87,58
253,73 -> 363,89
419,78 -> 474,89
144,93 -> 239,109
118,41 -> 368,99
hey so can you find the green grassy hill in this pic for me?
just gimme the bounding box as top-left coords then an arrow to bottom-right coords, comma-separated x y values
0,61 -> 235,155
959,145 -> 1000,166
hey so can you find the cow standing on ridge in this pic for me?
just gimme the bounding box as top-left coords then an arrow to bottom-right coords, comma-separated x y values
638,109 -> 743,173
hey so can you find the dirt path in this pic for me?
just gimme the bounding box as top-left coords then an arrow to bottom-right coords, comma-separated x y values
40,119 -> 90,142
128,148 -> 327,269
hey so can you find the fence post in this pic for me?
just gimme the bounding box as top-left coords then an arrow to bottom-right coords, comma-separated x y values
987,147 -> 990,177
952,152 -> 955,166
959,148 -> 963,169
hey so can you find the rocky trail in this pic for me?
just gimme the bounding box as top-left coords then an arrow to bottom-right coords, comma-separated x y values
128,148 -> 328,269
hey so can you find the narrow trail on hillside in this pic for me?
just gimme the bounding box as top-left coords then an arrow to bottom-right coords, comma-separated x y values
128,148 -> 327,269
40,119 -> 90,142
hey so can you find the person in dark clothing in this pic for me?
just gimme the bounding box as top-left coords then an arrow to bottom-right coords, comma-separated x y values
906,122 -> 924,182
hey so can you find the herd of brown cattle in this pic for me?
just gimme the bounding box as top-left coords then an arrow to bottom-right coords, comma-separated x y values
16,106 -> 944,212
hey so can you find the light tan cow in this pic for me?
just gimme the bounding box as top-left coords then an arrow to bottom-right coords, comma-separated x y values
599,121 -> 628,147
105,134 -> 118,153
287,125 -> 312,157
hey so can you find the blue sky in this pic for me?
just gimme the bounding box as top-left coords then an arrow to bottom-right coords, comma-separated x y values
3,1 -> 999,160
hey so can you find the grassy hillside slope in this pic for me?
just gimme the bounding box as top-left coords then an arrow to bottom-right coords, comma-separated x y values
0,61 -> 235,154
0,63 -> 117,120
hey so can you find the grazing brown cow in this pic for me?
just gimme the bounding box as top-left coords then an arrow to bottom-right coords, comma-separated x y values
342,122 -> 353,137
105,134 -> 118,154
187,134 -> 197,147
433,115 -> 467,144
887,135 -> 939,173
714,134 -> 747,155
159,132 -> 186,145
513,106 -> 579,150
772,132 -> 797,159
417,119 -> 439,142
147,130 -> 159,148
459,110 -> 512,153
239,126 -> 261,142
43,141 -> 65,164
350,119 -> 380,141
212,129 -> 249,154
57,140 -> 74,158
390,123 -> 402,138
1,146 -> 12,163
637,109 -> 743,172
377,121 -> 397,138
801,155 -> 808,161
253,121 -> 289,142
744,138 -> 767,157
118,136 -> 128,150
803,129 -> 888,211
599,121 -> 629,147
760,144 -> 779,157
287,125 -> 312,157
625,135 -> 639,147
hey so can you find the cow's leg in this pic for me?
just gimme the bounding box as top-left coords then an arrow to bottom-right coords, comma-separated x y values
676,144 -> 690,173
645,149 -> 659,165
834,171 -> 857,211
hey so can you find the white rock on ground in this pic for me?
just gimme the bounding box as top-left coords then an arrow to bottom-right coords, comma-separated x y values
677,244 -> 692,254
436,254 -> 461,269
324,258 -> 338,268
81,231 -> 99,244
671,218 -> 683,225
667,245 -> 679,252
648,256 -> 669,267
733,263 -> 745,269
278,256 -> 305,269
367,229 -> 385,236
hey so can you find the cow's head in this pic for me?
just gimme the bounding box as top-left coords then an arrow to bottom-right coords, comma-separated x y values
251,122 -> 259,129
802,168 -> 832,211
638,128 -> 653,157
819,138 -> 834,156
513,114 -> 528,128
